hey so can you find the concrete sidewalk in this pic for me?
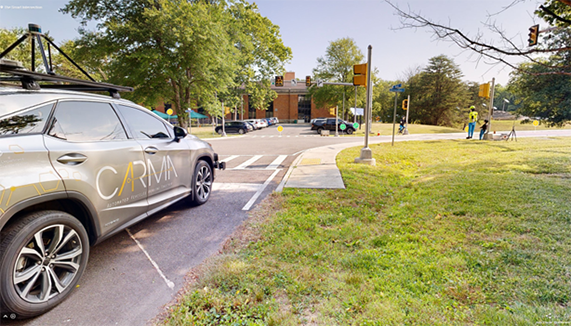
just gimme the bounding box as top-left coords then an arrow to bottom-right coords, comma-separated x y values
279,130 -> 571,190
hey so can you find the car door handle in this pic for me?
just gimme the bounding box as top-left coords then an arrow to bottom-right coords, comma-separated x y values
144,147 -> 159,155
57,153 -> 87,165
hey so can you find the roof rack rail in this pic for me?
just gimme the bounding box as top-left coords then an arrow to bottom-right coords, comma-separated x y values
0,24 -> 133,98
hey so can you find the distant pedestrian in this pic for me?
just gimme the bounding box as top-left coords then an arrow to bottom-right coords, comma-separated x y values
399,116 -> 406,133
467,106 -> 478,139
479,119 -> 489,140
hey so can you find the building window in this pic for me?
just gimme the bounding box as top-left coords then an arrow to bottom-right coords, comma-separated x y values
266,101 -> 274,118
298,95 -> 311,122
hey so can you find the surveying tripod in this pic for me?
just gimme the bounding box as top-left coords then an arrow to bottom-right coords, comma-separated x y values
506,122 -> 517,141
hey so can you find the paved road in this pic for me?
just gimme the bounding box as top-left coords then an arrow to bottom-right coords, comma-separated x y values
10,124 -> 570,325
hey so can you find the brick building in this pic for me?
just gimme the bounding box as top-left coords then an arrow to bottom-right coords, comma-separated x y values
238,72 -> 333,123
156,72 -> 334,123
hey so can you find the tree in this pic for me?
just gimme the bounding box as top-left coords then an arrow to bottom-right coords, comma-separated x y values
408,55 -> 469,126
62,0 -> 238,127
509,60 -> 571,126
61,0 -> 290,128
310,38 -> 365,120
386,0 -> 571,76
225,1 -> 291,114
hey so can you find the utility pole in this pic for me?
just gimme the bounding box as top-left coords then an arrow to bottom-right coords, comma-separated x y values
485,77 -> 495,139
335,105 -> 339,137
354,45 -> 375,166
404,94 -> 410,135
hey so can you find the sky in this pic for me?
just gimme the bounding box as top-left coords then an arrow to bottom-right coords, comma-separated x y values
0,0 -> 545,86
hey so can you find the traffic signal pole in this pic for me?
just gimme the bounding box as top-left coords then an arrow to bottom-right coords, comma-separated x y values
404,94 -> 410,135
354,45 -> 376,166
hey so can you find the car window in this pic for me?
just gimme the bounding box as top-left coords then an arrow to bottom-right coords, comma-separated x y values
0,103 -> 54,136
116,105 -> 171,139
48,101 -> 127,142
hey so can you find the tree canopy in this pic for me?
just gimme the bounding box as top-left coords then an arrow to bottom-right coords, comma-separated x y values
61,0 -> 291,127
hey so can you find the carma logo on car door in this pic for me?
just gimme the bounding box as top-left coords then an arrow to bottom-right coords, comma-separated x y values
96,155 -> 179,201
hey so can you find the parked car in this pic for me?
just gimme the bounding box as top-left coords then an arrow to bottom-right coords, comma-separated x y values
311,118 -> 356,134
215,121 -> 250,134
256,119 -> 268,128
244,119 -> 265,130
310,117 -> 326,124
0,85 -> 224,319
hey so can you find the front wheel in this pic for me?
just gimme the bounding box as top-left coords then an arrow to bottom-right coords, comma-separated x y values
0,211 -> 89,319
346,128 -> 354,135
190,160 -> 213,206
317,127 -> 324,134
238,129 -> 245,135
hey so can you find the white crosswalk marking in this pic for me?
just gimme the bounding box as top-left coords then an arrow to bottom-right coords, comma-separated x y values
266,155 -> 287,170
234,155 -> 263,169
221,155 -> 239,163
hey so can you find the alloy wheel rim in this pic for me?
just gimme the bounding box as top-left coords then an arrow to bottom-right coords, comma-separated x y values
195,165 -> 212,201
13,224 -> 83,303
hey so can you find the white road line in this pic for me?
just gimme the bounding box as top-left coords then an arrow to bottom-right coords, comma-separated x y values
234,155 -> 263,169
213,183 -> 261,191
242,169 -> 281,211
266,155 -> 287,170
126,228 -> 175,290
221,155 -> 239,163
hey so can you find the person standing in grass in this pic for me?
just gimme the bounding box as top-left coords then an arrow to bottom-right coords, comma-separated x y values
467,106 -> 478,139
479,119 -> 489,140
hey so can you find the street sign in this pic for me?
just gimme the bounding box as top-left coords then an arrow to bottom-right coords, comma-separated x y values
350,108 -> 364,116
340,124 -> 346,130
394,83 -> 402,88
291,79 -> 297,87
166,109 -> 173,115
277,125 -> 284,132
533,120 -> 539,126
317,80 -> 323,88
353,122 -> 359,129
390,87 -> 405,93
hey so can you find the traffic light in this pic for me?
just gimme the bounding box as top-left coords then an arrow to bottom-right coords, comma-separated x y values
275,75 -> 284,87
528,24 -> 539,46
329,107 -> 336,115
353,63 -> 367,87
479,83 -> 490,99
306,76 -> 311,87
402,99 -> 408,110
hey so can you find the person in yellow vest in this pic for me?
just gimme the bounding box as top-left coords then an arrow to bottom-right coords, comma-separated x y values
467,106 -> 478,139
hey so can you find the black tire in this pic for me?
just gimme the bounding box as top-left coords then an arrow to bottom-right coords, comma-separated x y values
346,128 -> 354,135
190,160 -> 213,206
238,129 -> 245,135
216,128 -> 222,135
0,211 -> 89,319
317,127 -> 324,134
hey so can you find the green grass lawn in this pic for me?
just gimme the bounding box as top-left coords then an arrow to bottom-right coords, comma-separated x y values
163,137 -> 571,325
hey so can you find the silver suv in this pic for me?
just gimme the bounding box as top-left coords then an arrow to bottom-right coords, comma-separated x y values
0,88 -> 223,318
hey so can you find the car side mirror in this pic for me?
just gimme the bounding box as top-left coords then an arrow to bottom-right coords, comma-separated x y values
173,126 -> 187,142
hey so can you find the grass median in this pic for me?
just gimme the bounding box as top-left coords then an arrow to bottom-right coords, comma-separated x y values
162,137 -> 571,325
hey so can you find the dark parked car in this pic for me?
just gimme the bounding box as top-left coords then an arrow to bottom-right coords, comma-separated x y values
215,121 -> 250,134
311,118 -> 356,134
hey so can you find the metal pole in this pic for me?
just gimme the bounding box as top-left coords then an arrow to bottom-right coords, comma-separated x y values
342,90 -> 345,122
404,94 -> 410,135
335,105 -> 339,137
486,78 -> 495,137
354,45 -> 375,165
391,92 -> 397,146
354,86 -> 357,123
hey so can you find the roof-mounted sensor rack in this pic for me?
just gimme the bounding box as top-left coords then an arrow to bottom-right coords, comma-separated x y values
0,24 -> 133,98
